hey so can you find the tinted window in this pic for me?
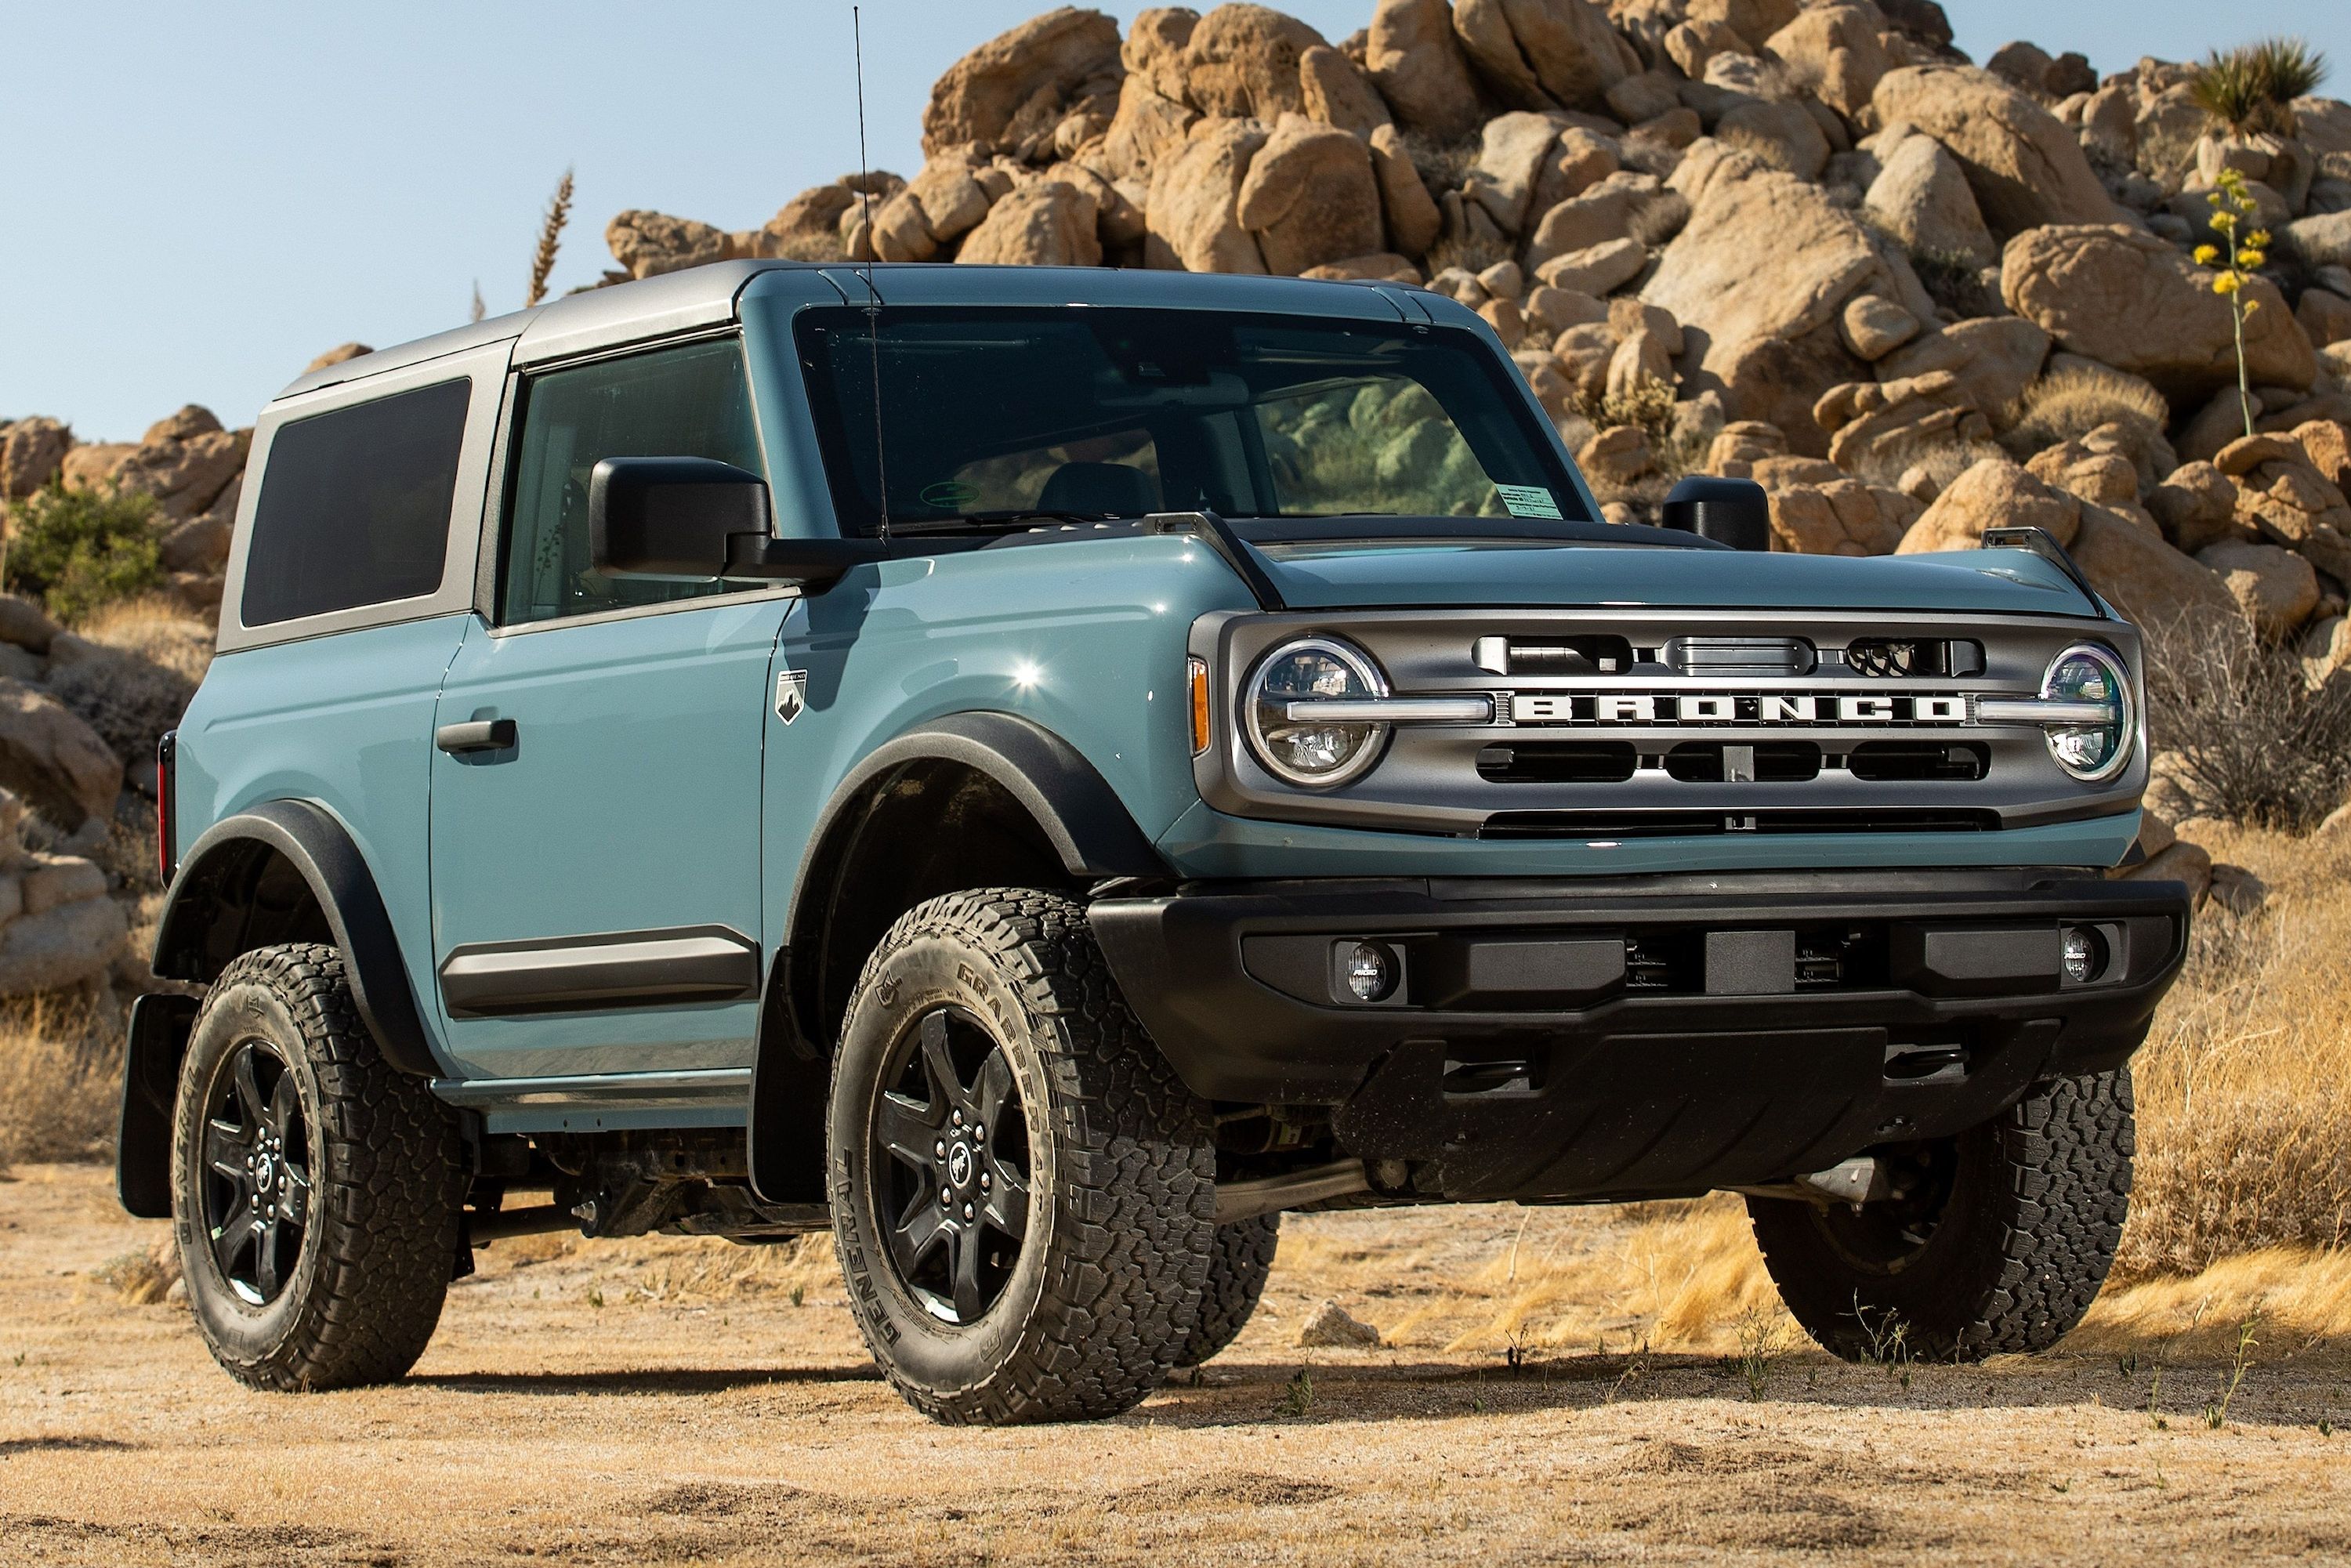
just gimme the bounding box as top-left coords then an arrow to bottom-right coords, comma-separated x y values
500,338 -> 763,626
795,308 -> 1581,535
241,378 -> 469,626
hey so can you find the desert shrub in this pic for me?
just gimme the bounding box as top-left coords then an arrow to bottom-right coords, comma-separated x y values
1843,435 -> 2004,493
75,592 -> 214,684
1400,129 -> 1481,205
1907,244 -> 1997,319
47,647 -> 195,790
2,483 -> 165,624
2000,363 -> 2179,488
1572,374 -> 1679,448
2145,611 -> 2351,831
2192,37 -> 2329,138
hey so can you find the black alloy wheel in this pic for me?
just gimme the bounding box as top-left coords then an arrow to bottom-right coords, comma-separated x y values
197,1039 -> 314,1305
871,1008 -> 1033,1324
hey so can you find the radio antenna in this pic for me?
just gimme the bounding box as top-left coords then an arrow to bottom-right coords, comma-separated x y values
853,5 -> 890,542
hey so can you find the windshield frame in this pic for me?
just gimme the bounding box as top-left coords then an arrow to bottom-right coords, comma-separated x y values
789,305 -> 1593,538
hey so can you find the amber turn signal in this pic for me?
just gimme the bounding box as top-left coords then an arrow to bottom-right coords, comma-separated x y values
1189,657 -> 1211,755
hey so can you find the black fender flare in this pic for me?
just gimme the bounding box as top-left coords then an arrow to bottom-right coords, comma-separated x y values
748,712 -> 1165,1202
152,799 -> 442,1078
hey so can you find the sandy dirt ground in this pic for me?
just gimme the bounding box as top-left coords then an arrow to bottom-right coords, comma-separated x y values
2,1162 -> 2347,1566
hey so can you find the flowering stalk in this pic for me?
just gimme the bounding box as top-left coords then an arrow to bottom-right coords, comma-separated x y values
2196,168 -> 2271,441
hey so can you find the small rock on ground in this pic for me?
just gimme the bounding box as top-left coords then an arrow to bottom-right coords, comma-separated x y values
1296,1298 -> 1381,1349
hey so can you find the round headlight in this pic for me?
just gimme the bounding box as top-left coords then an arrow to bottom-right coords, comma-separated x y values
2042,643 -> 2134,782
1245,637 -> 1390,788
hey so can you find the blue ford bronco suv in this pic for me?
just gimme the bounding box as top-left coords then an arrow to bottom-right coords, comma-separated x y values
118,261 -> 2184,1424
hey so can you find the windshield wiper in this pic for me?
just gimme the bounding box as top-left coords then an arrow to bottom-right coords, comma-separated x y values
886,509 -> 1127,536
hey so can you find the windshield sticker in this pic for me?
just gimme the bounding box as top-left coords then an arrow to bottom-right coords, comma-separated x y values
1494,483 -> 1563,520
919,480 -> 980,510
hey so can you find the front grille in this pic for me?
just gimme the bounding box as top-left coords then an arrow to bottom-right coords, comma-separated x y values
1661,742 -> 1820,783
1476,741 -> 1636,783
1847,741 -> 1989,782
1665,636 -> 1815,676
1479,809 -> 2000,838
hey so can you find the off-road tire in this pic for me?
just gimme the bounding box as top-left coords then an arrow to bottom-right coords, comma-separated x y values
171,943 -> 464,1391
1748,1069 -> 2135,1363
828,889 -> 1215,1425
1177,1213 -> 1280,1367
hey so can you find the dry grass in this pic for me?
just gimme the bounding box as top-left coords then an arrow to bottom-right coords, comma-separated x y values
0,993 -> 116,1173
2115,820 -> 2351,1276
524,166 -> 574,310
2000,363 -> 2178,488
75,590 -> 214,681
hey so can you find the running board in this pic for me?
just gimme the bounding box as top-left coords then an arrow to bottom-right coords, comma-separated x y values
1215,1158 -> 1370,1225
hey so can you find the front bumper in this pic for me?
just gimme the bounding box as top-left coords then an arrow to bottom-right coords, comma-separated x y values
1090,868 -> 2189,1203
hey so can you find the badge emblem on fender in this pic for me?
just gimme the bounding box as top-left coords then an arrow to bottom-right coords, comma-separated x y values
774,668 -> 807,725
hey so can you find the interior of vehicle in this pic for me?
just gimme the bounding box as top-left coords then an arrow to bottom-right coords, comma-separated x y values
795,307 -> 1587,535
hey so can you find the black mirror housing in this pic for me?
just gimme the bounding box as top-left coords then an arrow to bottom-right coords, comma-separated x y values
589,456 -> 885,590
1661,476 -> 1772,552
590,456 -> 770,580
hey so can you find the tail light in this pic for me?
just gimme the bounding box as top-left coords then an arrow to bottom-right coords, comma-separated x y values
156,730 -> 178,883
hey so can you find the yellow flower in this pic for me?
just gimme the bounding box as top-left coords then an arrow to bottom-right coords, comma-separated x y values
2195,244 -> 2222,264
2214,273 -> 2242,295
2208,190 -> 2227,205
2248,230 -> 2273,247
2238,248 -> 2266,268
2213,211 -> 2238,232
2244,298 -> 2260,316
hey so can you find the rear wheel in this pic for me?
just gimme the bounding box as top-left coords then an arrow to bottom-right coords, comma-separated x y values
1177,1213 -> 1280,1367
171,943 -> 464,1390
1748,1070 -> 2135,1362
828,889 -> 1215,1424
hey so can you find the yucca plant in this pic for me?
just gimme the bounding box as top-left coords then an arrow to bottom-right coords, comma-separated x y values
2191,37 -> 2328,138
2196,168 -> 2273,442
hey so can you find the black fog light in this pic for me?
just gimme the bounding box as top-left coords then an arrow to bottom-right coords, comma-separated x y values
1342,940 -> 1399,1003
2062,926 -> 2106,985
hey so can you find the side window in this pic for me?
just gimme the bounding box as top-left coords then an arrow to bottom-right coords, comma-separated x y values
241,378 -> 469,627
499,337 -> 764,626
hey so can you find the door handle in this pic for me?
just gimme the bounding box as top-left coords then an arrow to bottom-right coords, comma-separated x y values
435,719 -> 516,754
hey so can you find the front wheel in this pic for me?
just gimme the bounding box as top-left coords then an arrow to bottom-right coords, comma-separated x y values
171,943 -> 464,1390
1748,1069 -> 2135,1362
828,889 -> 1216,1424
1177,1214 -> 1280,1367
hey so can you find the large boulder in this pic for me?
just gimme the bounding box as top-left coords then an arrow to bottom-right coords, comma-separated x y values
1701,325 -> 1870,458
607,209 -> 744,279
1366,0 -> 1488,141
1863,127 -> 1997,266
2197,540 -> 2319,639
1762,4 -> 1894,122
1453,0 -> 1639,114
1875,317 -> 2051,414
1,418 -> 72,502
1644,143 -> 1884,348
1368,125 -> 1443,256
761,185 -> 857,260
1298,45 -> 1391,135
1870,67 -> 2117,237
1146,118 -> 1271,273
2067,506 -> 2241,630
2001,225 -> 2317,401
1465,111 -> 1578,234
1767,478 -> 1924,555
1813,370 -> 1991,473
870,158 -> 996,263
97,408 -> 248,523
2219,428 -> 2351,585
0,679 -> 121,828
1524,170 -> 1673,271
1896,458 -> 2083,553
1237,117 -> 1386,273
2146,461 -> 2246,555
1182,4 -> 1327,120
921,7 -> 1124,157
955,180 -> 1104,266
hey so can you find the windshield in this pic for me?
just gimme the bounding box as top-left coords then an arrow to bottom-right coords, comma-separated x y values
792,307 -> 1588,536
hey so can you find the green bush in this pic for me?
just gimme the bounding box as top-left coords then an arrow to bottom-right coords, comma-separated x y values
2192,38 -> 2329,138
2,483 -> 165,623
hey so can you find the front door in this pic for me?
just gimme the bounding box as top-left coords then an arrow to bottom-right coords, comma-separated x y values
429,335 -> 788,1092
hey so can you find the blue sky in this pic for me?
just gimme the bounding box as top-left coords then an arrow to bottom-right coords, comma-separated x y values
4,0 -> 2346,440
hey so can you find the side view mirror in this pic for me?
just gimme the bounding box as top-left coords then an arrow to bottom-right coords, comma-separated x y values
589,457 -> 884,590
1661,476 -> 1772,552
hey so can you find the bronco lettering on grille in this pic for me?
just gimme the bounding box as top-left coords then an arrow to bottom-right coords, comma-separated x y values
1509,692 -> 1975,726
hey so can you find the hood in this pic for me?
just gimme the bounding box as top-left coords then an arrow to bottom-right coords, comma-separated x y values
1252,539 -> 2099,618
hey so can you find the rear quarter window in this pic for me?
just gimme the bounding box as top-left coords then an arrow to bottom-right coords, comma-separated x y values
241,378 -> 471,627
